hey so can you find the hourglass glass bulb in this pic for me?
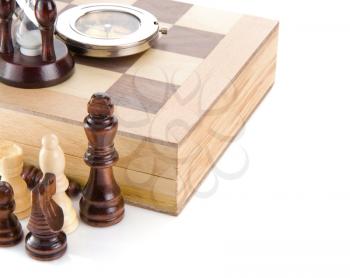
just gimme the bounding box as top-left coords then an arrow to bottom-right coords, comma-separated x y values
15,13 -> 42,56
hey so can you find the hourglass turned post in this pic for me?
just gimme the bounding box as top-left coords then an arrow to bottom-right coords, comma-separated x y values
0,0 -> 15,54
35,0 -> 57,62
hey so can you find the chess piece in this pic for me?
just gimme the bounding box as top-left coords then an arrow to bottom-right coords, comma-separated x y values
0,0 -> 74,88
0,142 -> 31,219
39,134 -> 79,234
80,93 -> 125,227
26,173 -> 67,261
65,180 -> 82,198
0,181 -> 23,247
21,164 -> 82,197
21,164 -> 43,190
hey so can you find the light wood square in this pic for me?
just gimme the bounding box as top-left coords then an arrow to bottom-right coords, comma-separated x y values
50,64 -> 121,99
126,49 -> 203,86
56,1 -> 68,12
71,0 -> 136,5
176,6 -> 242,35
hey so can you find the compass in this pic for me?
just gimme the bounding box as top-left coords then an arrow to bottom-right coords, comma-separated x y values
56,3 -> 164,58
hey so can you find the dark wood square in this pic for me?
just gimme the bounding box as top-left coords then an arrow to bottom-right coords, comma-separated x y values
153,26 -> 224,58
107,74 -> 179,114
58,3 -> 75,14
75,53 -> 143,73
134,0 -> 192,24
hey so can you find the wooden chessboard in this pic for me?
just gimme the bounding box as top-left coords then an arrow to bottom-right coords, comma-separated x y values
0,0 -> 279,215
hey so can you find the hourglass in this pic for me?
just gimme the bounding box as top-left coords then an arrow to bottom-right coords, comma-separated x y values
0,0 -> 74,89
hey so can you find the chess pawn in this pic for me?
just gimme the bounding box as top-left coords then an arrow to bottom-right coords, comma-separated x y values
0,142 -> 31,219
26,173 -> 67,261
80,93 -> 125,227
39,134 -> 79,234
0,181 -> 23,247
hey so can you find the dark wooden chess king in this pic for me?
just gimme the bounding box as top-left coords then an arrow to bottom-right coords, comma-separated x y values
25,173 -> 67,261
80,93 -> 125,227
0,181 -> 23,247
0,0 -> 74,88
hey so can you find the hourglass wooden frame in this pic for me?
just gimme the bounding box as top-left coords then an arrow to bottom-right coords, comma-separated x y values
0,0 -> 74,89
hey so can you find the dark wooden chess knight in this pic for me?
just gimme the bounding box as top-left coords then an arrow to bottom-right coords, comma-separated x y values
0,181 -> 23,247
0,0 -> 74,88
80,93 -> 125,227
21,164 -> 82,198
25,173 -> 67,261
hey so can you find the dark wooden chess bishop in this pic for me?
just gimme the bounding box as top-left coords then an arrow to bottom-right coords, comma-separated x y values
80,93 -> 125,227
0,181 -> 23,247
25,173 -> 67,261
0,0 -> 74,88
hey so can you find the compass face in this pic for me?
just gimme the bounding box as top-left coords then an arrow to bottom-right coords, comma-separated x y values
75,11 -> 141,40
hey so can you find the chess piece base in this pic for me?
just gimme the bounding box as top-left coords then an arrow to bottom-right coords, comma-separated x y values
0,39 -> 74,89
25,232 -> 67,261
63,220 -> 79,234
52,193 -> 79,234
0,222 -> 23,247
80,197 -> 124,227
79,165 -> 125,227
62,211 -> 79,234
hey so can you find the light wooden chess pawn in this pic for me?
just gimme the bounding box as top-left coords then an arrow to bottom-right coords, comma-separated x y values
0,142 -> 31,219
39,134 -> 79,234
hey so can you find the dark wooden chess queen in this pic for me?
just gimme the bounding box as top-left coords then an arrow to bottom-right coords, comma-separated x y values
25,173 -> 67,261
0,181 -> 23,247
80,93 -> 125,227
0,0 -> 74,88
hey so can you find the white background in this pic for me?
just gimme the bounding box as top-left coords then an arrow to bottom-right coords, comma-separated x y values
1,0 -> 350,277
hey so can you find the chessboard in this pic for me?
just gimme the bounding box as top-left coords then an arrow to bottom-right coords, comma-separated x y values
0,0 -> 279,215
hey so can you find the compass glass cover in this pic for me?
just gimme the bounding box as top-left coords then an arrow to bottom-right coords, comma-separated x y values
75,10 -> 141,39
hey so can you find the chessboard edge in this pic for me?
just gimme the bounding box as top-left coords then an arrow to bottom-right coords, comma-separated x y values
175,25 -> 279,214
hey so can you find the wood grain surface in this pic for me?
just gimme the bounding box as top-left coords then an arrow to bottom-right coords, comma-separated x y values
0,0 -> 279,214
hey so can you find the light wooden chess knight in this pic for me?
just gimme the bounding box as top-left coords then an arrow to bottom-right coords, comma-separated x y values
39,134 -> 79,234
0,0 -> 74,88
0,142 -> 31,219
